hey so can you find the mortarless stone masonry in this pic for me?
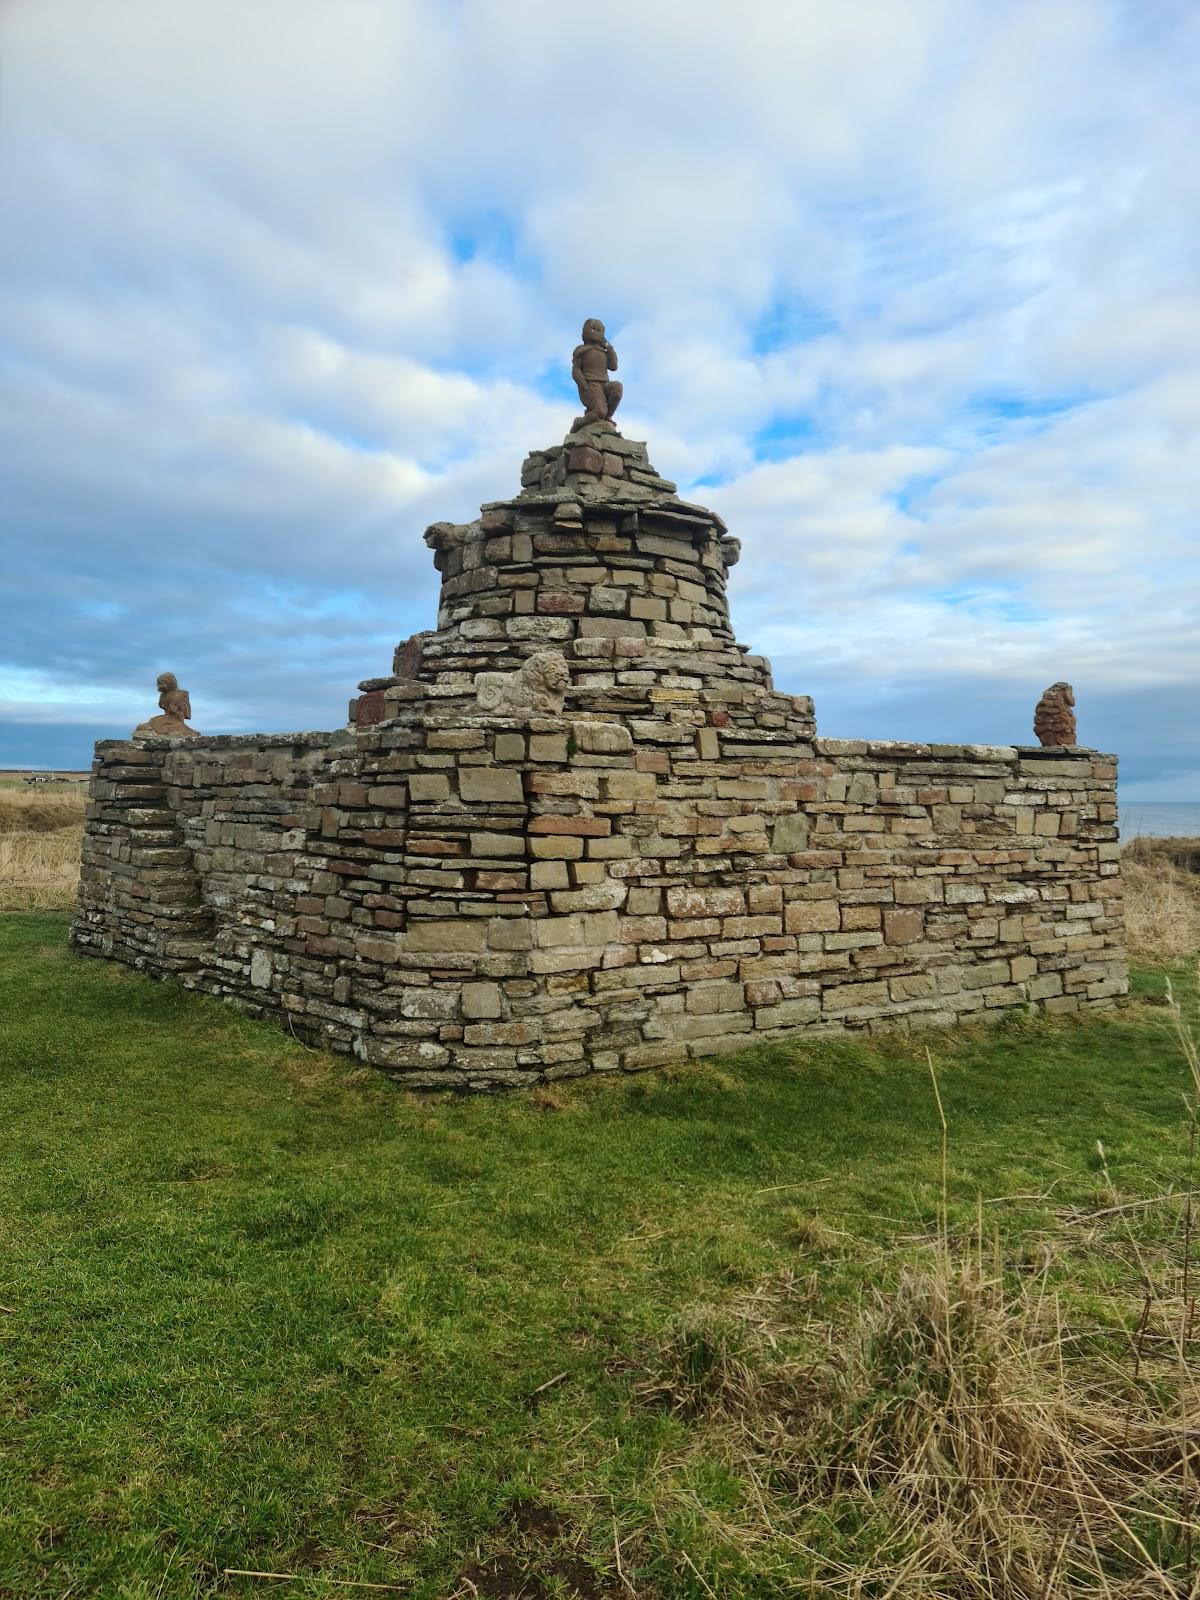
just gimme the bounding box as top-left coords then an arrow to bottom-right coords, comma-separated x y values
72,415 -> 1126,1088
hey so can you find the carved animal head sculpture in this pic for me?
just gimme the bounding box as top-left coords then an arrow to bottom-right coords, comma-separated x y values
528,650 -> 570,709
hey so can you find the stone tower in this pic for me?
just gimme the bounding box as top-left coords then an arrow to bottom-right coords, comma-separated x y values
349,415 -> 808,740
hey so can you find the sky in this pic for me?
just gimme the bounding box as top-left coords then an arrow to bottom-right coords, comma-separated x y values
1,0 -> 1197,797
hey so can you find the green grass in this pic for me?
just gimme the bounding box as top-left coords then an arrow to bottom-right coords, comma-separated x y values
1,914 -> 1196,1598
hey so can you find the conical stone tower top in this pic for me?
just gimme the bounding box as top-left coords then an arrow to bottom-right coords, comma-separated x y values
517,416 -> 680,502
352,320 -> 812,737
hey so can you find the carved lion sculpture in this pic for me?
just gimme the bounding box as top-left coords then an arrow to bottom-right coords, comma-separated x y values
474,650 -> 570,717
1033,681 -> 1076,746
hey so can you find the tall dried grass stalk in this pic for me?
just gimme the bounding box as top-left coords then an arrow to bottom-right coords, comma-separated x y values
0,788 -> 86,911
1123,851 -> 1200,965
0,789 -> 87,835
647,1253 -> 1197,1594
0,827 -> 81,911
643,1011 -> 1200,1597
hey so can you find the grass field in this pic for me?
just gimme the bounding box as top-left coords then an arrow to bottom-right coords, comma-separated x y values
2,913 -> 1200,1597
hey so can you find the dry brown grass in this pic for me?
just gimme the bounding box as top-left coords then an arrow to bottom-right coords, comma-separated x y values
0,787 -> 87,835
643,1249 -> 1200,1595
1128,837 -> 1200,877
0,826 -> 82,911
1123,843 -> 1200,965
0,787 -> 85,911
652,1234 -> 1200,1595
639,1005 -> 1200,1597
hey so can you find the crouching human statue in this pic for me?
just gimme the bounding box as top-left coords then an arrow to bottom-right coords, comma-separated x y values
571,318 -> 622,429
134,672 -> 200,739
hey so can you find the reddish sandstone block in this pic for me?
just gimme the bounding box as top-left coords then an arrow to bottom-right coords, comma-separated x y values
747,884 -> 783,914
667,885 -> 745,918
355,690 -> 387,728
681,958 -> 739,980
529,816 -> 611,836
883,908 -> 924,945
785,899 -> 840,933
566,445 -> 605,474
537,590 -> 585,614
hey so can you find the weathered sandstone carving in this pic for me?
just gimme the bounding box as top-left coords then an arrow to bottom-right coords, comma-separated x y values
423,520 -> 482,569
392,632 -> 430,679
134,672 -> 199,739
474,650 -> 569,716
1034,682 -> 1076,746
571,318 -> 622,430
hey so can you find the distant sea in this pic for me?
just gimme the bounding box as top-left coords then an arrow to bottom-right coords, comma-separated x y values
1119,802 -> 1200,840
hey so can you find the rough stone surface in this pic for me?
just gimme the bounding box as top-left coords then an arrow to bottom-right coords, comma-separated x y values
1034,681 -> 1077,747
74,397 -> 1126,1090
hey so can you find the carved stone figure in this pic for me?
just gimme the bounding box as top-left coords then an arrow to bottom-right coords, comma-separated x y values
392,632 -> 429,679
571,319 -> 622,430
1034,682 -> 1076,746
720,535 -> 741,569
423,519 -> 480,552
474,651 -> 570,717
134,672 -> 199,739
423,519 -> 483,572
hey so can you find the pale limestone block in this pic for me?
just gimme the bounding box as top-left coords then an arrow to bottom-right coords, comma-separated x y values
460,768 -> 524,805
571,720 -> 633,755
404,920 -> 487,953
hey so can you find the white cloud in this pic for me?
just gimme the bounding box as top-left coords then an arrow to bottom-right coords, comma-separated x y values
1,0 -> 1198,789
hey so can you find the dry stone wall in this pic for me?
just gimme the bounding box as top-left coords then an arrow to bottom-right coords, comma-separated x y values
73,419 -> 1126,1087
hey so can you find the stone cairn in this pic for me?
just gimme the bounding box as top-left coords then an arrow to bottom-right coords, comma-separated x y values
73,323 -> 1126,1089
